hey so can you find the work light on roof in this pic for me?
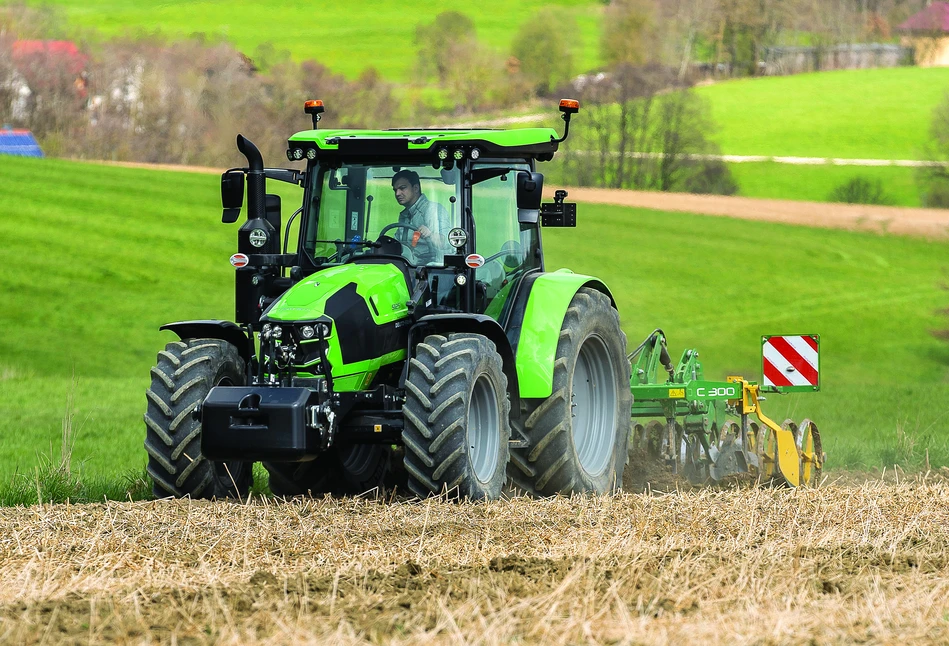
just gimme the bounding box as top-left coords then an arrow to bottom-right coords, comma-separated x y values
470,147 -> 481,160
292,148 -> 304,160
453,149 -> 464,161
304,99 -> 325,129
306,148 -> 317,160
437,147 -> 449,160
304,99 -> 325,114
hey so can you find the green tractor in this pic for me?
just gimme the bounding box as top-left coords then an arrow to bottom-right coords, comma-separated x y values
144,98 -> 633,501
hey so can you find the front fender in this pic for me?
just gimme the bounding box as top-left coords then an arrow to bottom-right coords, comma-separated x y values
160,320 -> 252,362
514,270 -> 615,399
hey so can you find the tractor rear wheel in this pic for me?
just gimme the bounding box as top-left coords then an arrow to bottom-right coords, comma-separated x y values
263,444 -> 392,497
402,333 -> 511,500
510,288 -> 631,495
144,339 -> 252,499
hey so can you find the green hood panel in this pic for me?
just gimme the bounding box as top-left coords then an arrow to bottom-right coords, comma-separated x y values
266,263 -> 411,325
263,263 -> 412,391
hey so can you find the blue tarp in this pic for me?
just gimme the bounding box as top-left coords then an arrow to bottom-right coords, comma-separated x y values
0,130 -> 43,157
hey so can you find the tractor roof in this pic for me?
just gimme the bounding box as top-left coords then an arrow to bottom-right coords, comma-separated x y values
287,127 -> 562,160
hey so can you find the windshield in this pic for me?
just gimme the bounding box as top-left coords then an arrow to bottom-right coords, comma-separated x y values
304,163 -> 461,266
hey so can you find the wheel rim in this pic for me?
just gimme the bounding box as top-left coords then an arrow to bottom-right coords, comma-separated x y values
572,334 -> 618,477
468,374 -> 501,484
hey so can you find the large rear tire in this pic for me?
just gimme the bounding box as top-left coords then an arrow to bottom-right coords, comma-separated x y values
402,333 -> 511,500
144,339 -> 252,499
510,288 -> 631,495
263,444 -> 392,497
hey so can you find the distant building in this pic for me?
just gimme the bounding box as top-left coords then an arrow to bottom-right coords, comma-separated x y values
6,40 -> 88,120
0,128 -> 43,157
898,1 -> 949,67
760,43 -> 911,75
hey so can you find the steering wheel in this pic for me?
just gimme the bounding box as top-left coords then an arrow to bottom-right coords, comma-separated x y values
482,240 -> 523,270
377,222 -> 421,263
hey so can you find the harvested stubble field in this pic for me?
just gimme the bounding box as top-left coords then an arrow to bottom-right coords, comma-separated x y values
2,478 -> 948,644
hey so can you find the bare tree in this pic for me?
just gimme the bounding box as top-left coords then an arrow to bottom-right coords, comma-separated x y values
560,64 -> 736,194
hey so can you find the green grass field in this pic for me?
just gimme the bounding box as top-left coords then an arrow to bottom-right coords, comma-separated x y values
2,154 -> 947,498
27,0 -> 604,82
698,67 -> 949,160
487,68 -> 949,205
729,162 -> 922,206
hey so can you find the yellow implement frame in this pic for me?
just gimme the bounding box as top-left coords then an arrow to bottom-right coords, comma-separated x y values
727,376 -> 822,487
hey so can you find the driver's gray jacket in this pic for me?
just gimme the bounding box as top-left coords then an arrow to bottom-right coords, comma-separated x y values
396,194 -> 450,264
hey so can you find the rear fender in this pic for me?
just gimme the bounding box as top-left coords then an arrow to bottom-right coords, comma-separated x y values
160,320 -> 252,363
514,270 -> 615,399
404,314 -> 519,412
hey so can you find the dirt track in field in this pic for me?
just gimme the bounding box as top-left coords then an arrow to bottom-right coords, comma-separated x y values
547,186 -> 949,239
86,160 -> 949,239
2,474 -> 949,644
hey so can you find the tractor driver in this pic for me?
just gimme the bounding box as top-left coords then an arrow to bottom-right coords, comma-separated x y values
391,169 -> 450,265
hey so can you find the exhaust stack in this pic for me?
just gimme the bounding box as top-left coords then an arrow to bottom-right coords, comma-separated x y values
237,135 -> 265,222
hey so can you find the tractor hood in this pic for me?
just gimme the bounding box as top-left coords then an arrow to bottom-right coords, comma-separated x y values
262,262 -> 412,367
266,263 -> 411,325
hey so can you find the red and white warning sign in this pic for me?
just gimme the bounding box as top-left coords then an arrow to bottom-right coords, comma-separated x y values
762,335 -> 820,388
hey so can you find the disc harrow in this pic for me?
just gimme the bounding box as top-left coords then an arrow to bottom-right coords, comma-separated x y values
628,331 -> 824,488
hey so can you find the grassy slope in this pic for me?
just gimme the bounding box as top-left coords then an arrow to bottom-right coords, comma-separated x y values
519,68 -> 948,204
1,156 -> 947,484
730,162 -> 921,206
30,0 -> 604,82
696,67 -> 949,159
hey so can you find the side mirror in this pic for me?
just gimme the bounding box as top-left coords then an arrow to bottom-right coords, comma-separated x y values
221,171 -> 245,223
516,171 -> 543,224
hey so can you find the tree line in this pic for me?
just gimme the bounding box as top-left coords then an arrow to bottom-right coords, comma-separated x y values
0,0 -> 935,181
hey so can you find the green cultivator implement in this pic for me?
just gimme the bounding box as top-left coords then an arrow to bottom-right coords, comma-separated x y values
144,99 -> 822,501
628,331 -> 822,488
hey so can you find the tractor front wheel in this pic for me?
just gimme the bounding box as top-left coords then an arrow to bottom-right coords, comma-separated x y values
510,288 -> 632,495
144,339 -> 252,499
402,333 -> 511,500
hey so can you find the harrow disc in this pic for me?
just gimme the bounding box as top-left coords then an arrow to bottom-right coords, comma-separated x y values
756,425 -> 777,484
710,421 -> 745,482
795,419 -> 823,487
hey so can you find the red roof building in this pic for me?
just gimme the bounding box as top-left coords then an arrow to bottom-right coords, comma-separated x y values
898,2 -> 949,33
898,2 -> 949,66
11,40 -> 88,75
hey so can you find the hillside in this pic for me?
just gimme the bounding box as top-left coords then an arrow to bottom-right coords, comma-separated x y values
696,67 -> 949,160
0,155 -> 947,481
26,0 -> 604,81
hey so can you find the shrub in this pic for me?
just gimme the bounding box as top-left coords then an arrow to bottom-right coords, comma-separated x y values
828,176 -> 892,205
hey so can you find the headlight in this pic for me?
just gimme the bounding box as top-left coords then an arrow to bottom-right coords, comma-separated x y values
272,325 -> 283,339
249,228 -> 268,248
301,325 -> 315,339
261,323 -> 272,339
